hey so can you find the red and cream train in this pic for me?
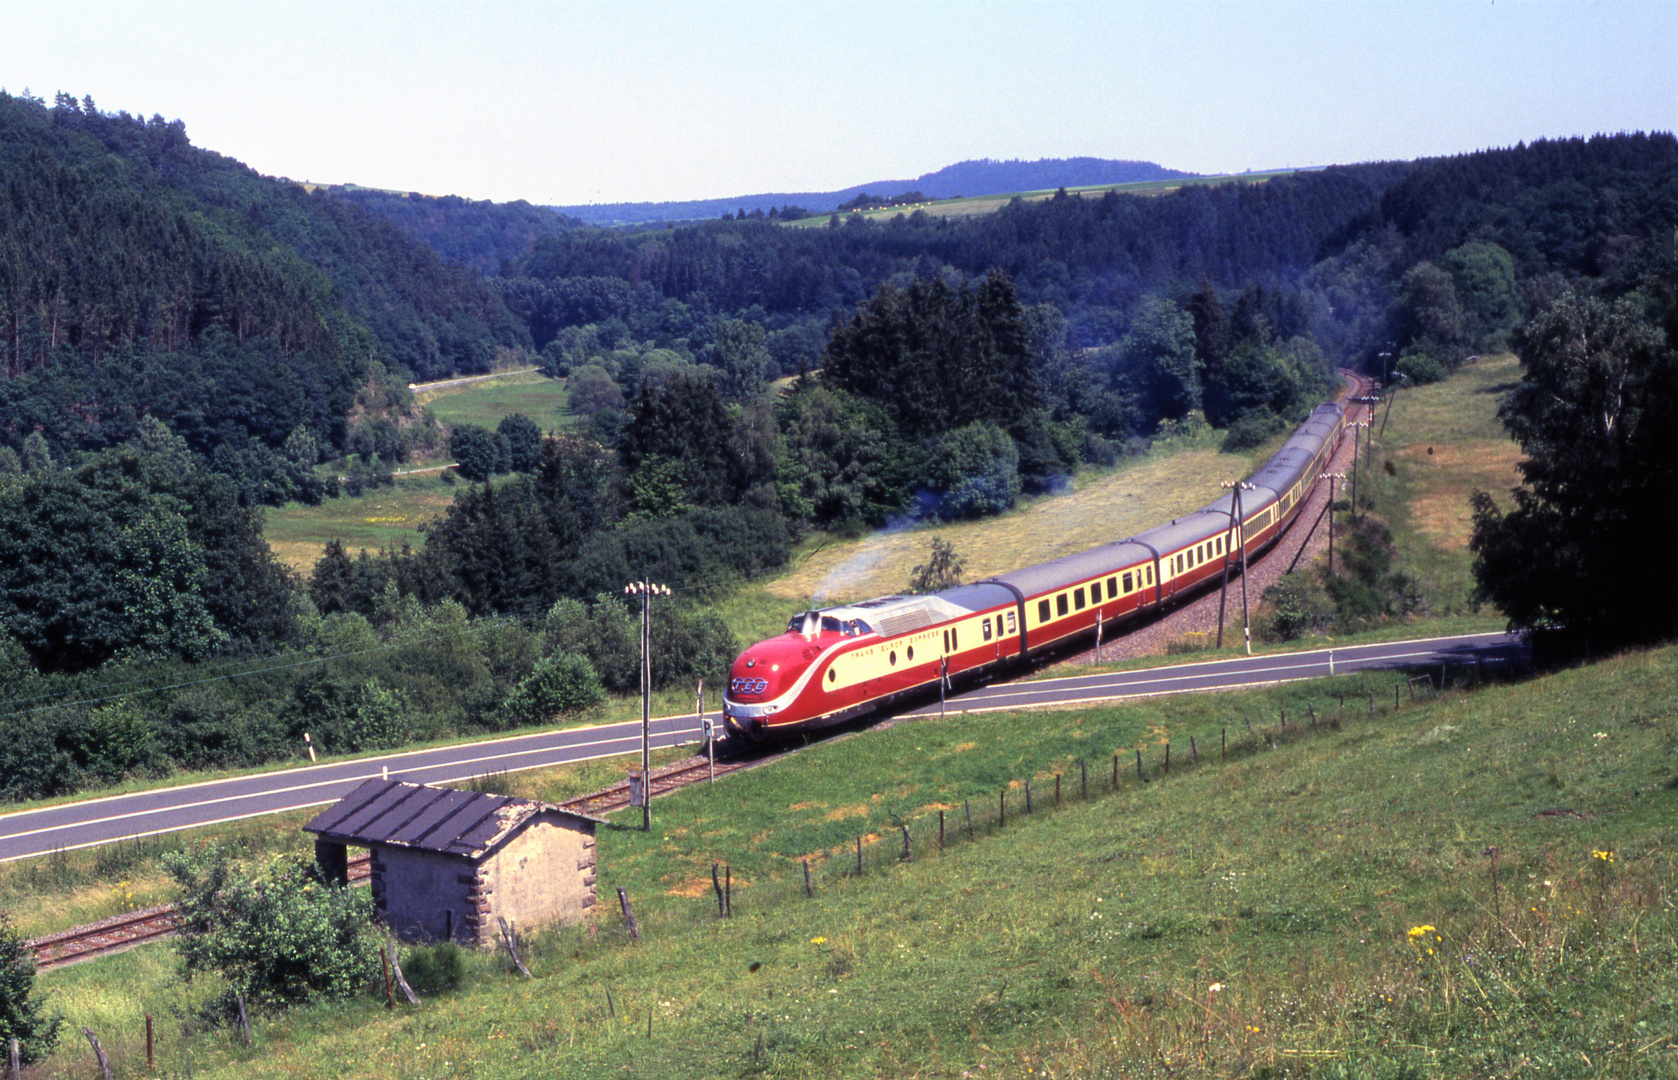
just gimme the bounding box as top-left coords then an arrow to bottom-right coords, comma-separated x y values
723,400 -> 1348,740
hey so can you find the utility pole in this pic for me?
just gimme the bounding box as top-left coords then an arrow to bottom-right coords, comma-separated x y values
1319,472 -> 1345,576
1348,420 -> 1370,525
1219,480 -> 1257,654
624,580 -> 670,831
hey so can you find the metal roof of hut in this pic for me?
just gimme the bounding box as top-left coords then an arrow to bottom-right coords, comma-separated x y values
304,779 -> 603,861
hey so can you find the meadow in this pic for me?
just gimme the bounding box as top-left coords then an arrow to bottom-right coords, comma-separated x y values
24,641 -> 1678,1078
264,371 -> 572,572
784,170 -> 1300,227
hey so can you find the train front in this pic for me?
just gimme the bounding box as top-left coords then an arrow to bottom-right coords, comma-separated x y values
723,610 -> 853,740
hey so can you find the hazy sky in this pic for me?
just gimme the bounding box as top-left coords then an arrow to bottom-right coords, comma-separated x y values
1,2 -> 1672,206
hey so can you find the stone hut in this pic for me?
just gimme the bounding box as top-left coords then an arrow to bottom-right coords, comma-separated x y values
304,779 -> 601,946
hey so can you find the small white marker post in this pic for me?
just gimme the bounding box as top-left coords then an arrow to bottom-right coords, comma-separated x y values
304,732 -> 316,763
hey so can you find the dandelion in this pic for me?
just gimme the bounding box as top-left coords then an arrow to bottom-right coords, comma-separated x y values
810,936 -> 828,944
1591,849 -> 1616,863
1406,924 -> 1436,940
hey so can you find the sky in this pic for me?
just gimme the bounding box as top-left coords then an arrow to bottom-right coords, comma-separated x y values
1,1 -> 1673,207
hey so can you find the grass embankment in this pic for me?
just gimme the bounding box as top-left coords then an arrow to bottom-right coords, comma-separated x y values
29,644 -> 1678,1078
1358,353 -> 1524,615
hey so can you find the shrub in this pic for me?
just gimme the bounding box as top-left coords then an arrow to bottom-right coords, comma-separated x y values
1262,572 -> 1336,641
0,913 -> 62,1064
401,942 -> 468,995
165,848 -> 382,1017
501,652 -> 604,724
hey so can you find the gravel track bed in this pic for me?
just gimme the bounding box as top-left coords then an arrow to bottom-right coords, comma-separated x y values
1057,380 -> 1377,666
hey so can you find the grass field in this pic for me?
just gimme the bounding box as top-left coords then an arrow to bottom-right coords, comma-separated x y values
264,372 -> 574,572
264,473 -> 459,572
26,641 -> 1678,1078
785,170 -> 1300,227
1360,353 -> 1524,615
416,370 -> 573,432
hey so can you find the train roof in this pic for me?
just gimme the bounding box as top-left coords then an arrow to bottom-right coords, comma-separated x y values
820,582 -> 1015,638
987,539 -> 1156,597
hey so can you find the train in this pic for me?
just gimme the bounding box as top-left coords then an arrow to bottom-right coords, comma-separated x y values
723,399 -> 1349,740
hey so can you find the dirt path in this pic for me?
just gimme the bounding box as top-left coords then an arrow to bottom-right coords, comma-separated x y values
408,367 -> 539,392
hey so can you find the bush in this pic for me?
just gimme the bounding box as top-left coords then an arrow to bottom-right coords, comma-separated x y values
0,914 -> 62,1064
165,848 -> 382,1017
925,422 -> 1021,520
401,942 -> 468,994
1220,406 -> 1286,452
501,652 -> 604,724
1262,572 -> 1336,641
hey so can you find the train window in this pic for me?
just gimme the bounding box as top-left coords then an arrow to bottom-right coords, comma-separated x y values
1073,587 -> 1085,610
1198,544 -> 1205,563
1176,554 -> 1184,574
983,619 -> 993,642
1145,566 -> 1153,585
1123,571 -> 1134,593
952,627 -> 959,649
1107,576 -> 1118,600
827,669 -> 836,683
1038,599 -> 1051,623
1056,594 -> 1069,617
907,646 -> 915,661
822,616 -> 843,633
1006,611 -> 1017,634
942,630 -> 950,652
889,651 -> 897,666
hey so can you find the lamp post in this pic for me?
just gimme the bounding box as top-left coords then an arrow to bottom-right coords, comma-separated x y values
624,580 -> 670,831
1218,480 -> 1257,654
1319,472 -> 1345,575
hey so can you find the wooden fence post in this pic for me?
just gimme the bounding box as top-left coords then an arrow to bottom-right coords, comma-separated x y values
1136,748 -> 1144,782
234,995 -> 252,1047
615,889 -> 641,943
712,862 -> 725,916
390,943 -> 421,1004
501,916 -> 535,972
999,789 -> 1006,829
856,837 -> 863,876
1080,760 -> 1088,799
382,946 -> 395,1007
964,799 -> 974,839
724,866 -> 732,916
11,1037 -> 22,1080
1055,774 -> 1061,807
1113,752 -> 1119,790
1221,728 -> 1226,762
803,859 -> 813,897
82,1028 -> 112,1080
1164,742 -> 1170,774
1190,736 -> 1198,765
938,810 -> 945,849
146,1014 -> 154,1073
901,825 -> 911,861
1025,781 -> 1032,815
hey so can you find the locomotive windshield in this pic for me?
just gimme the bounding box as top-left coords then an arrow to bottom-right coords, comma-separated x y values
785,612 -> 874,636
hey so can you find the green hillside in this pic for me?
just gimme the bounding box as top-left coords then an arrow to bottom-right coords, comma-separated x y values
29,644 -> 1678,1078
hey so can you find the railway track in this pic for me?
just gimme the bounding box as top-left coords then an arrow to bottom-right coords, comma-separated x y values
28,752 -> 761,970
28,853 -> 373,971
558,750 -> 758,816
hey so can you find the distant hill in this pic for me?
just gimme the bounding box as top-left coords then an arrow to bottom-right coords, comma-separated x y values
550,157 -> 1196,226
325,186 -> 582,276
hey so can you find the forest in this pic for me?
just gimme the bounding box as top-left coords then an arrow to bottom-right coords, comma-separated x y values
0,83 -> 1675,802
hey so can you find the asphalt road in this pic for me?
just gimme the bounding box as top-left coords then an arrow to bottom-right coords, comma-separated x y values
0,630 -> 1522,863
